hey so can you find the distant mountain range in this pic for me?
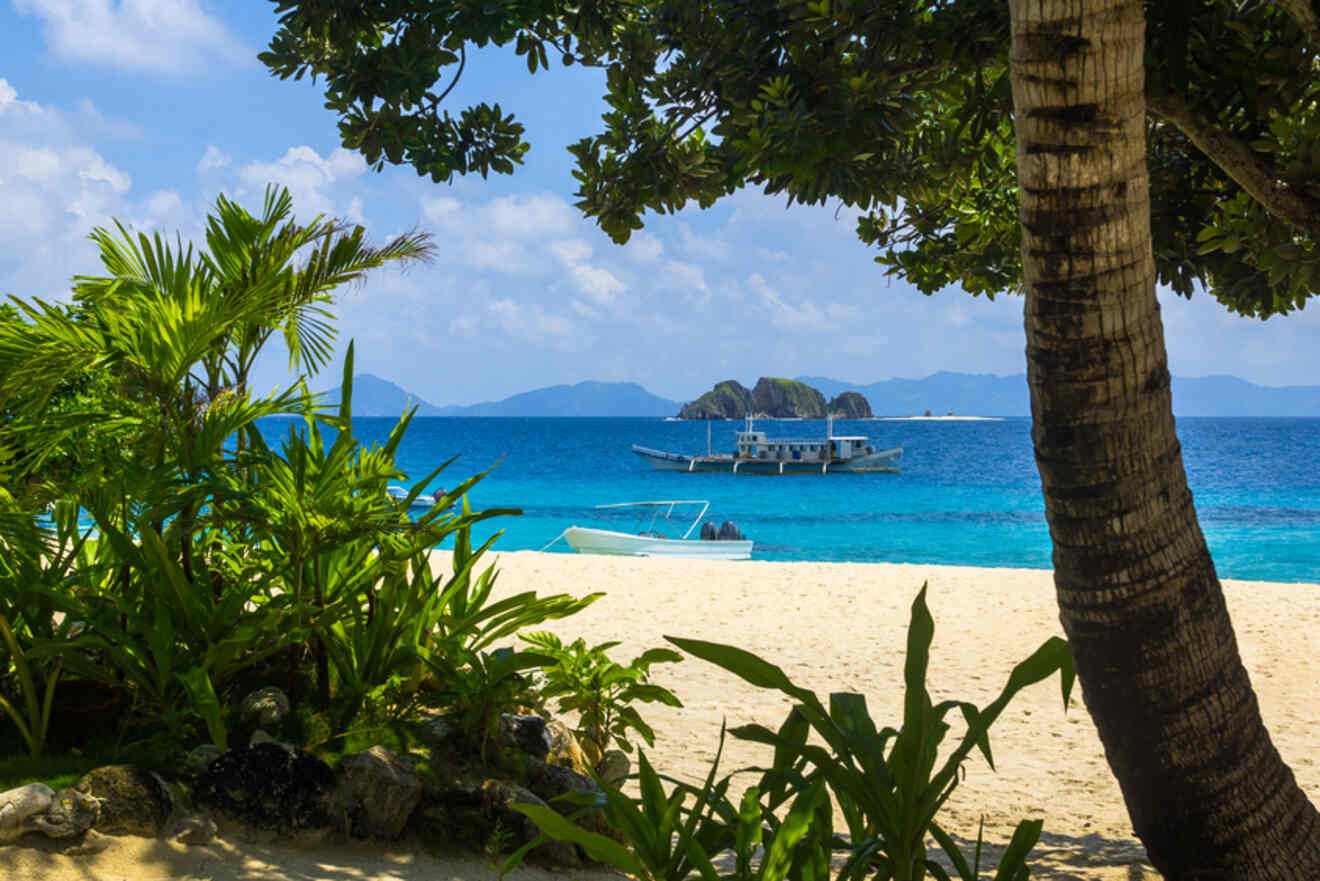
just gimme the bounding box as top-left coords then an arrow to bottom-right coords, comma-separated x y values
321,372 -> 1320,418
319,375 -> 679,417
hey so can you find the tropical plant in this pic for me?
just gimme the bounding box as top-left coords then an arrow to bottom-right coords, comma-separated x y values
0,501 -> 90,756
429,645 -> 549,765
521,630 -> 682,767
669,585 -> 1072,881
418,515 -> 603,761
503,733 -> 776,881
508,586 -> 1071,881
0,190 -> 441,758
38,510 -> 303,753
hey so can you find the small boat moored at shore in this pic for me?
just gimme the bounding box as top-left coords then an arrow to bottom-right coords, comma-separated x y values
634,416 -> 902,474
386,485 -> 443,509
546,500 -> 753,560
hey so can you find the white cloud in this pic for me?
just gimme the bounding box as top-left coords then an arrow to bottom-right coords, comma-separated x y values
196,145 -> 231,173
449,313 -> 479,337
551,236 -> 624,306
570,298 -> 600,319
661,259 -> 709,296
239,146 -> 366,218
0,81 -> 160,302
628,231 -> 664,262
551,239 -> 593,265
487,298 -> 577,341
74,98 -> 143,140
13,0 -> 251,75
484,193 -> 578,239
678,223 -> 730,261
145,189 -> 183,218
569,263 -> 624,306
748,272 -> 828,331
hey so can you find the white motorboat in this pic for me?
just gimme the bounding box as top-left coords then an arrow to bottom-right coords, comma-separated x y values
548,500 -> 752,560
386,485 -> 441,509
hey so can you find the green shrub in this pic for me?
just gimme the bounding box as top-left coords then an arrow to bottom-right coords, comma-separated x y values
508,585 -> 1074,881
521,630 -> 682,767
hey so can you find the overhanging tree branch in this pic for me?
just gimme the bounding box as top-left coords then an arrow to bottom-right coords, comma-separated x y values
1274,0 -> 1320,46
1147,92 -> 1320,240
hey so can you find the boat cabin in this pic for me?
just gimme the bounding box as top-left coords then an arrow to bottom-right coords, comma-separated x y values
734,424 -> 874,462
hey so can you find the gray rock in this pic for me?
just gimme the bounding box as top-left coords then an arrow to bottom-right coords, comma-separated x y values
498,713 -> 551,759
0,783 -> 55,843
74,765 -> 173,837
339,746 -> 422,840
523,758 -> 600,804
544,721 -> 592,777
170,813 -> 218,846
522,758 -> 611,837
193,743 -> 341,837
416,712 -> 460,746
248,729 -> 295,753
481,780 -> 579,869
186,745 -> 223,774
239,686 -> 291,728
27,787 -> 100,839
598,750 -> 631,787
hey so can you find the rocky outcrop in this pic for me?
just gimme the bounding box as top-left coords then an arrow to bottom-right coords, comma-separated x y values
0,783 -> 57,842
544,720 -> 592,778
480,780 -> 581,869
677,380 -> 753,419
497,714 -> 551,760
678,378 -> 869,419
340,746 -> 422,840
239,686 -> 291,728
827,391 -> 873,419
74,765 -> 173,837
751,378 -> 826,418
193,742 -> 341,837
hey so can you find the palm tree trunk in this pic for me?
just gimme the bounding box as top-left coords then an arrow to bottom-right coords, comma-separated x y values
1008,0 -> 1320,875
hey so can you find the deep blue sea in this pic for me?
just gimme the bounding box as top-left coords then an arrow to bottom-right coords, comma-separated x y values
258,417 -> 1320,584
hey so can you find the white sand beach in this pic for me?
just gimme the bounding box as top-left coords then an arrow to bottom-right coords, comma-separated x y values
11,553 -> 1319,880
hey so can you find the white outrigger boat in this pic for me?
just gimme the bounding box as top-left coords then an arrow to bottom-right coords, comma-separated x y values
634,416 -> 902,474
544,500 -> 753,560
386,485 -> 442,508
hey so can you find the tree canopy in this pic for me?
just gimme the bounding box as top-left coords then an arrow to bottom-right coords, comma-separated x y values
263,0 -> 1320,316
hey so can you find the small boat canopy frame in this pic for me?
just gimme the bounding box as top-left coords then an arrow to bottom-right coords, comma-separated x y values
593,500 -> 711,540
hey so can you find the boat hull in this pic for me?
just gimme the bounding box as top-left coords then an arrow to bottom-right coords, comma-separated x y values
562,526 -> 753,560
631,445 -> 902,474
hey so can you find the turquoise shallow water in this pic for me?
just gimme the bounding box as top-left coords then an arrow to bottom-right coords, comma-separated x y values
258,417 -> 1320,583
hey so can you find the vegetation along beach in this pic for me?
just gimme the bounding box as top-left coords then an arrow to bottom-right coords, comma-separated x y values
4,0 -> 1320,880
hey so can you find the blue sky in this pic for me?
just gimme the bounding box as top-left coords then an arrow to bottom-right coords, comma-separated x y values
2,1 -> 1319,406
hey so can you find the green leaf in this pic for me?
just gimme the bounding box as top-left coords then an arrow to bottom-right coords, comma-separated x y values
992,818 -> 1044,881
511,803 -> 646,876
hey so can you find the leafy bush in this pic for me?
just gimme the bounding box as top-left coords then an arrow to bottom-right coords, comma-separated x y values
521,630 -> 683,767
0,500 -> 95,755
418,514 -> 602,761
510,585 -> 1074,881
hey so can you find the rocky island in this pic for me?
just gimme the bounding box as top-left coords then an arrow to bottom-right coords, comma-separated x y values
677,378 -> 873,419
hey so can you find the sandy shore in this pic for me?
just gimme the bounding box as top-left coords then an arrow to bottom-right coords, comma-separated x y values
478,553 -> 1320,880
10,553 -> 1318,880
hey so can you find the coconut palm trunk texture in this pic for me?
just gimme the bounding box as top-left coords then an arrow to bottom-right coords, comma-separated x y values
1007,0 -> 1320,875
